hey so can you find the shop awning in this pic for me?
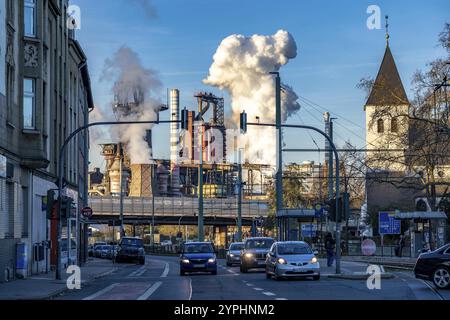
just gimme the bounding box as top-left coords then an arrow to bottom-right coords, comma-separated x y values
394,211 -> 448,220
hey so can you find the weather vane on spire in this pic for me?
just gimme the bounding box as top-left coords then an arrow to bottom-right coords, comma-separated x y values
385,15 -> 390,45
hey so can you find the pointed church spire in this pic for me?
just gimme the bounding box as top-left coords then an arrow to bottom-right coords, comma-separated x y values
365,17 -> 409,107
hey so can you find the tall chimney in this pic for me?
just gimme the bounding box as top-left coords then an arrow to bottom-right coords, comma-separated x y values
170,89 -> 180,164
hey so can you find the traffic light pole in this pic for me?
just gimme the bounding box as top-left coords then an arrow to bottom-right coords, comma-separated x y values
245,121 -> 342,274
56,120 -> 177,280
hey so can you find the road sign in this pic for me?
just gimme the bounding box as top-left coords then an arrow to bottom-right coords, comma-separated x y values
81,207 -> 93,218
361,239 -> 376,256
301,224 -> 317,238
315,204 -> 324,218
379,212 -> 401,235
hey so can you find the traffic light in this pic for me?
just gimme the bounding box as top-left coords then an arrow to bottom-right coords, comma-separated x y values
60,196 -> 73,220
326,196 -> 344,222
181,108 -> 189,130
240,111 -> 247,134
46,190 -> 57,220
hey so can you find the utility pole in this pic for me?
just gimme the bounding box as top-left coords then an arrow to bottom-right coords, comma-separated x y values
119,144 -> 124,238
237,149 -> 243,241
271,72 -> 283,241
198,122 -> 205,242
151,167 -> 155,250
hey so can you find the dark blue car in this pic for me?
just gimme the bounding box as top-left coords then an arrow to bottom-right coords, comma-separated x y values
179,242 -> 218,276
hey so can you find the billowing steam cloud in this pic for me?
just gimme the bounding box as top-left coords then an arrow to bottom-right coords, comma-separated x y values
101,46 -> 162,164
204,30 -> 301,165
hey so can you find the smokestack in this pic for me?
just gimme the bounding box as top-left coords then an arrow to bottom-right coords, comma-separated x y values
170,89 -> 180,164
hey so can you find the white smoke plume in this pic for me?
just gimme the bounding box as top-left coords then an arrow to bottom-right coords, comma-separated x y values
101,46 -> 162,164
204,30 -> 301,165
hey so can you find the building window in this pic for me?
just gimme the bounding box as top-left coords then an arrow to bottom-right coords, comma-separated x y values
23,78 -> 35,129
377,119 -> 384,133
391,118 -> 398,133
24,0 -> 36,37
6,65 -> 15,123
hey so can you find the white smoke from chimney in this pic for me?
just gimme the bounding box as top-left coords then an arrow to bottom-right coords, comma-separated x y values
101,46 -> 162,164
204,30 -> 301,165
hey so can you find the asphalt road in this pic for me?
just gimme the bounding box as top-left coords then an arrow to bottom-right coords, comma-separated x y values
54,255 -> 449,300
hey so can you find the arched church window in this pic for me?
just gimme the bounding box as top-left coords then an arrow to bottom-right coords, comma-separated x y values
377,119 -> 384,133
391,118 -> 398,133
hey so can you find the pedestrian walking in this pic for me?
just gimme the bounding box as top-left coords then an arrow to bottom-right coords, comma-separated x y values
324,233 -> 336,267
396,235 -> 405,257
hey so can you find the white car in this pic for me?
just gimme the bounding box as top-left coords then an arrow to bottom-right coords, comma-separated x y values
265,241 -> 320,281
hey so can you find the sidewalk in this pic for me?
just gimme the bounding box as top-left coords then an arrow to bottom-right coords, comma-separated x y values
0,259 -> 119,300
342,256 -> 417,269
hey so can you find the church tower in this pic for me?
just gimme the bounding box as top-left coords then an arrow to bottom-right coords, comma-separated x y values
365,17 -> 410,172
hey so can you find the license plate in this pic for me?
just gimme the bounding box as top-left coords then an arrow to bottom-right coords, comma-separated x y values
295,269 -> 308,273
193,264 -> 205,269
258,261 -> 266,265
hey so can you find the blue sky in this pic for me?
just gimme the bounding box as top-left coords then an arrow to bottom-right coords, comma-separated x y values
72,0 -> 450,169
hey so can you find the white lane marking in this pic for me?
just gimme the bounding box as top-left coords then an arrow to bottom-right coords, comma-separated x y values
262,292 -> 276,296
253,288 -> 264,291
188,278 -> 193,301
246,283 -> 254,287
135,268 -> 147,277
83,283 -> 120,300
160,263 -> 169,278
276,298 -> 288,301
421,280 -> 444,301
137,282 -> 162,301
127,266 -> 146,277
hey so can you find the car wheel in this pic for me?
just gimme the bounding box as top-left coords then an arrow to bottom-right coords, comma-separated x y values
180,271 -> 186,276
240,266 -> 248,273
226,262 -> 232,267
313,275 -> 321,281
266,272 -> 271,279
139,258 -> 145,265
433,267 -> 450,289
211,270 -> 217,275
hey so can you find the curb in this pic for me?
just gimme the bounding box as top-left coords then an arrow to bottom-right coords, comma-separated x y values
45,266 -> 119,300
327,273 -> 396,280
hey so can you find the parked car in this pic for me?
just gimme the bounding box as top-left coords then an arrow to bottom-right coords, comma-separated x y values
179,242 -> 217,276
414,243 -> 450,289
226,242 -> 244,267
100,245 -> 111,259
265,241 -> 320,281
116,237 -> 146,264
240,237 -> 275,273
161,240 -> 173,247
94,245 -> 104,258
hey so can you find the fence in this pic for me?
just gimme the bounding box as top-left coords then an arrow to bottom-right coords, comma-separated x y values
345,238 -> 412,257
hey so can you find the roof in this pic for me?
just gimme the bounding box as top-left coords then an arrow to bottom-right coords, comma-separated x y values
366,45 -> 409,107
394,212 -> 448,220
276,209 -> 316,218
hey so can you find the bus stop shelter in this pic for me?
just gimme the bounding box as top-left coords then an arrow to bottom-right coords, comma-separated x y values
277,209 -> 316,241
394,211 -> 448,257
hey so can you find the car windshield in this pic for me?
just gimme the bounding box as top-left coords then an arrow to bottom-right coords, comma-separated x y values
121,238 -> 143,246
245,239 -> 274,249
277,244 -> 312,255
184,244 -> 214,254
229,243 -> 244,251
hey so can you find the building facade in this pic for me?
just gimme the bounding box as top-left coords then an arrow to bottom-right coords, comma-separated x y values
0,0 -> 93,282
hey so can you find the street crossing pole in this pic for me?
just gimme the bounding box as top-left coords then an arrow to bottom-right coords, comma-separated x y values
237,149 -> 243,242
198,122 -> 205,242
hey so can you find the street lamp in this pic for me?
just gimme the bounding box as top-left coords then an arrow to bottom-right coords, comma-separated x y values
56,119 -> 178,280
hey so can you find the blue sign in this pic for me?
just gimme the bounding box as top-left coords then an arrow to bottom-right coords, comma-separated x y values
315,204 -> 324,218
301,224 -> 317,238
379,212 -> 401,235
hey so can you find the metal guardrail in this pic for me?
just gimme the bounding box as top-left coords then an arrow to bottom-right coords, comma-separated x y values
89,196 -> 269,218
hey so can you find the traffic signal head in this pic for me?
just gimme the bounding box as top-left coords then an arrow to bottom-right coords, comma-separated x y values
46,190 -> 57,220
240,111 -> 247,134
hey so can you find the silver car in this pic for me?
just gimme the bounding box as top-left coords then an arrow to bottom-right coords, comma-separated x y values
265,241 -> 320,281
226,242 -> 244,267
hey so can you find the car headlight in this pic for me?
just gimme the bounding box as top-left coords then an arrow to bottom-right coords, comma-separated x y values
208,258 -> 216,264
229,254 -> 234,258
244,253 -> 254,259
311,257 -> 318,264
182,259 -> 190,264
277,258 -> 287,265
